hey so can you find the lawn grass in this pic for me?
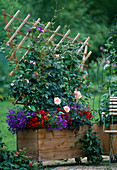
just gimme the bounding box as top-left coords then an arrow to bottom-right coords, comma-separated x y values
0,100 -> 17,151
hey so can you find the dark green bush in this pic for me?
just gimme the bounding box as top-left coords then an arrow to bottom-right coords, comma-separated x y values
79,126 -> 103,165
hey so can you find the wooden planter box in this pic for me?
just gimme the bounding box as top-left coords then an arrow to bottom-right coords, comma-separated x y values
17,126 -> 89,160
17,124 -> 117,160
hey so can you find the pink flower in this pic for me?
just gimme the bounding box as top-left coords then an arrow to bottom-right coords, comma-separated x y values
107,60 -> 110,64
74,89 -> 82,99
63,106 -> 70,113
54,97 -> 61,105
100,46 -> 103,50
30,60 -> 33,64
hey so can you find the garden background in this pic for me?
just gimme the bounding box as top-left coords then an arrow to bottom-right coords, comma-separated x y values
0,0 -> 117,151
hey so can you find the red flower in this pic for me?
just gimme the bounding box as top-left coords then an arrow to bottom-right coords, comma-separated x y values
29,163 -> 33,167
27,110 -> 50,129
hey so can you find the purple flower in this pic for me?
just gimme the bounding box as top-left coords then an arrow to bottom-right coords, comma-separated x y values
6,107 -> 36,134
27,28 -> 31,33
37,26 -> 43,33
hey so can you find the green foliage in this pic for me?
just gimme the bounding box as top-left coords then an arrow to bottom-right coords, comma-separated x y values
0,143 -> 43,169
79,126 -> 103,165
8,24 -> 92,112
17,0 -> 110,55
99,37 -> 117,123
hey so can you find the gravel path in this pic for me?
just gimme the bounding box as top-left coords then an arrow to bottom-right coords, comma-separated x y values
43,156 -> 117,170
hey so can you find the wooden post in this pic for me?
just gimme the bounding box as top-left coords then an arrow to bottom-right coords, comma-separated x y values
2,9 -> 18,64
6,14 -> 30,45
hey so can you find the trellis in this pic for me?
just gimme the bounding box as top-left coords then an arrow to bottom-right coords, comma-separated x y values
2,9 -> 92,105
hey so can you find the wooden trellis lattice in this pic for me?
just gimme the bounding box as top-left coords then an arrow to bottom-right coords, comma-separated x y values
2,9 -> 92,105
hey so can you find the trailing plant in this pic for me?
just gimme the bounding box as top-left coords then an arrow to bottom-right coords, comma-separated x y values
79,126 -> 103,165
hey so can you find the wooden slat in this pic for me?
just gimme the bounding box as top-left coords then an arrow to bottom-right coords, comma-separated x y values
109,113 -> 117,115
109,105 -> 117,108
104,130 -> 117,134
77,37 -> 90,54
3,11 -> 91,46
38,137 -> 80,150
71,33 -> 80,45
2,10 -> 17,62
4,10 -> 20,30
6,14 -> 30,45
80,45 -> 88,70
110,102 -> 117,105
110,99 -> 117,101
109,109 -> 117,111
110,97 -> 117,99
54,29 -> 71,51
80,51 -> 92,70
17,18 -> 41,50
37,22 -> 51,39
38,127 -> 88,140
47,25 -> 61,43
39,148 -> 84,160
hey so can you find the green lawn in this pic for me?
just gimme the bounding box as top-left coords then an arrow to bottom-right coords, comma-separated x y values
0,100 -> 17,151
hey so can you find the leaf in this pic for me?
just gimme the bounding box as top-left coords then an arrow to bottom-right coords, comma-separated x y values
37,114 -> 41,118
30,105 -> 36,111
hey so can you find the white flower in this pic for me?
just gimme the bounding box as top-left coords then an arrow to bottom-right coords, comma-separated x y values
63,106 -> 70,113
28,106 -> 31,109
11,83 -> 14,86
54,97 -> 61,105
74,89 -> 82,99
33,62 -> 36,65
55,54 -> 59,58
26,79 -> 29,83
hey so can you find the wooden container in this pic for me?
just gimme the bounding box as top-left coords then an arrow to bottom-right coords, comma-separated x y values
17,126 -> 88,160
17,124 -> 116,160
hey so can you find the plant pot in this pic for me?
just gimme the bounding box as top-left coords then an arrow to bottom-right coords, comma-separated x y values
17,126 -> 89,160
17,124 -> 116,160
